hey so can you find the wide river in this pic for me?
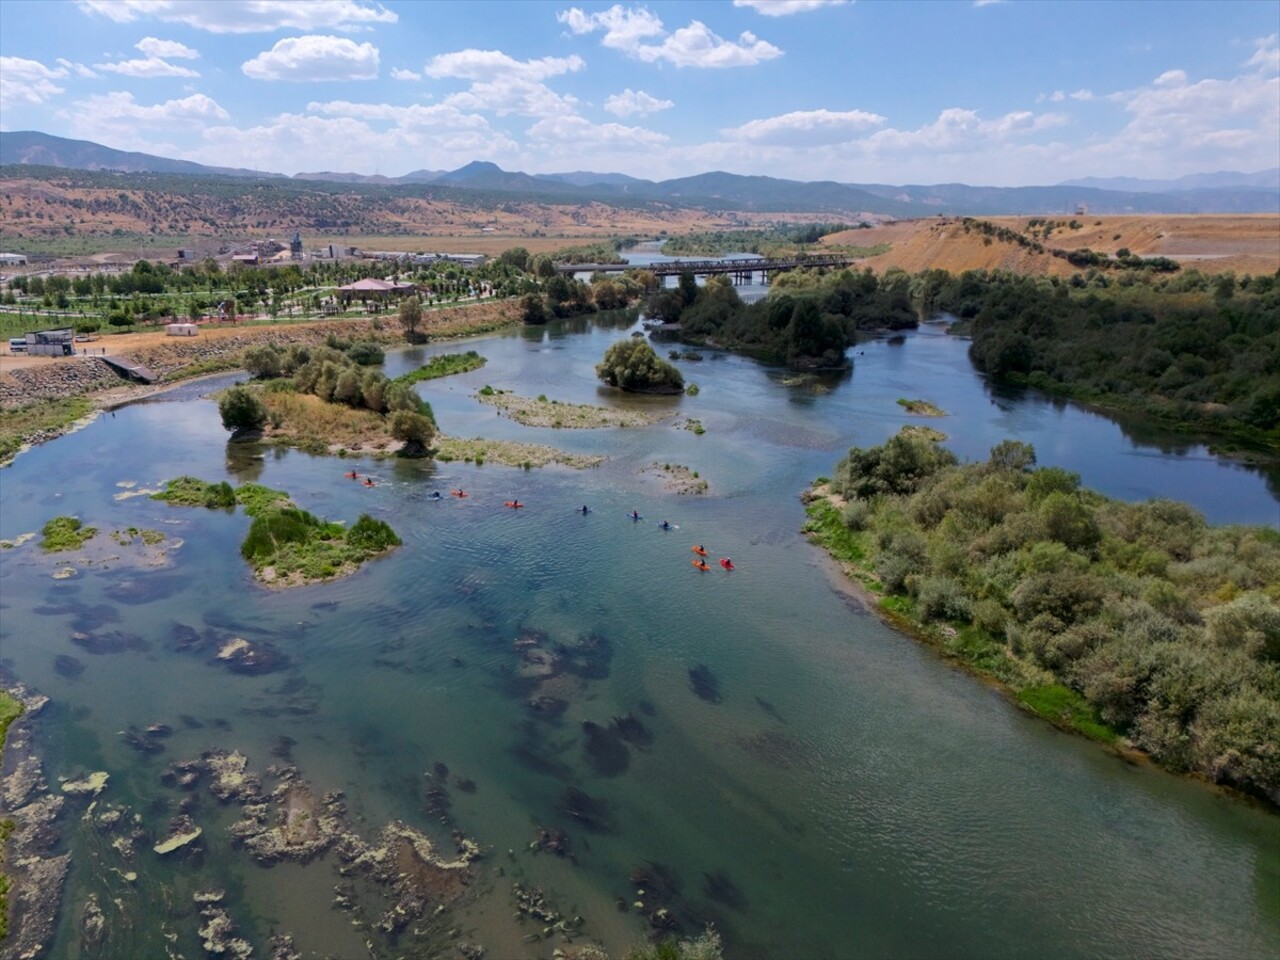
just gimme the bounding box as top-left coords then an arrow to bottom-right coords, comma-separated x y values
1,307 -> 1277,959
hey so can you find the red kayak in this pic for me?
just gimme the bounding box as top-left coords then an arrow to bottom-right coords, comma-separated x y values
692,559 -> 710,571
719,558 -> 734,570
451,489 -> 468,498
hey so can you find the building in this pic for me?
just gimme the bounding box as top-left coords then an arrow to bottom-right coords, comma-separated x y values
25,328 -> 74,356
0,253 -> 28,266
290,232 -> 303,259
166,323 -> 199,337
336,278 -> 417,305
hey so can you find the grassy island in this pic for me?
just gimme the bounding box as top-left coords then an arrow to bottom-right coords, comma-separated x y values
154,478 -> 401,587
477,388 -> 666,428
394,351 -> 487,386
805,431 -> 1280,804
897,398 -> 946,417
39,516 -> 97,552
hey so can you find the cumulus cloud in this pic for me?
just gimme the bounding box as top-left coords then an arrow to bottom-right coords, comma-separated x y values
306,99 -> 490,133
75,0 -> 396,33
725,107 -> 884,145
242,35 -> 379,81
558,5 -> 782,67
135,37 -> 200,59
58,90 -> 229,151
1105,66 -> 1279,164
0,57 -> 69,105
732,0 -> 848,15
1245,34 -> 1279,72
604,88 -> 673,116
425,50 -> 583,82
527,114 -> 668,147
96,56 -> 200,78
192,111 -> 520,175
426,50 -> 584,117
390,67 -> 421,81
56,58 -> 99,79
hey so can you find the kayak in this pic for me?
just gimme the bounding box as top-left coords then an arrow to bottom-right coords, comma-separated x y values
344,471 -> 359,479
578,507 -> 592,515
428,493 -> 443,500
692,546 -> 708,557
451,490 -> 468,498
657,522 -> 677,531
504,501 -> 524,509
627,513 -> 643,521
362,479 -> 376,487
719,558 -> 734,570
692,559 -> 710,571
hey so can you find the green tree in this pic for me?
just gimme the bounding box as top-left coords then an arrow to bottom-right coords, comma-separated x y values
596,338 -> 684,393
398,295 -> 423,339
219,386 -> 267,438
390,410 -> 435,457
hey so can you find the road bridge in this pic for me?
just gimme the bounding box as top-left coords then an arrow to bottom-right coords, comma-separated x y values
554,253 -> 858,282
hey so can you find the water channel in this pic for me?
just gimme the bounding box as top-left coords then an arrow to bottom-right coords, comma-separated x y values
0,300 -> 1276,959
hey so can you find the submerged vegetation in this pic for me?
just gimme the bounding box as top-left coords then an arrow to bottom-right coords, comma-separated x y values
807,433 -> 1280,802
154,477 -> 400,586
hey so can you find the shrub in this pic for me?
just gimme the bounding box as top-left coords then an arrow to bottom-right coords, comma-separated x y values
219,386 -> 267,436
917,576 -> 972,621
346,514 -> 402,552
596,338 -> 684,393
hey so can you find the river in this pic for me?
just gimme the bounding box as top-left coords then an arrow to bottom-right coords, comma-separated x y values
0,308 -> 1276,960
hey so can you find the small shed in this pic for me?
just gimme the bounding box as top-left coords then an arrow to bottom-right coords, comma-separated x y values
166,323 -> 199,337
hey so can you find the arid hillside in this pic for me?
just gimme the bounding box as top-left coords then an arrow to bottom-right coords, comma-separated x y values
825,215 -> 1280,277
0,172 -> 776,249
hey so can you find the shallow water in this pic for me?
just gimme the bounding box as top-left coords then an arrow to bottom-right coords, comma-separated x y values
1,314 -> 1276,960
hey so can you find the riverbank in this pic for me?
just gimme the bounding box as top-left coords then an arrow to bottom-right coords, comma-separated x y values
802,433 -> 1280,807
0,301 -> 520,466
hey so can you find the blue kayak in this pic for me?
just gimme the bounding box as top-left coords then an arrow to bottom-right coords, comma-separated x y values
626,513 -> 643,521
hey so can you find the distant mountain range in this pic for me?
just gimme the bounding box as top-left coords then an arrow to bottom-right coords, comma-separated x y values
2,130 -> 1277,216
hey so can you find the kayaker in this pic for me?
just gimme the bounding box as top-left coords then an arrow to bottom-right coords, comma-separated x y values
660,520 -> 671,530
581,505 -> 589,514
631,510 -> 640,520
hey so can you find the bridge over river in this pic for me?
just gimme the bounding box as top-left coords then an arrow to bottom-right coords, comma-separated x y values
554,253 -> 859,282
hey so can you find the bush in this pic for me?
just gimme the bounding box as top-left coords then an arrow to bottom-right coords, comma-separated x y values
219,386 -> 267,436
596,338 -> 684,393
917,576 -> 972,621
346,514 -> 402,552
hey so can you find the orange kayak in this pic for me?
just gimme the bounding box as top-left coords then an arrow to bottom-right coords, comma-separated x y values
692,546 -> 708,557
692,559 -> 710,571
504,501 -> 524,508
451,490 -> 468,498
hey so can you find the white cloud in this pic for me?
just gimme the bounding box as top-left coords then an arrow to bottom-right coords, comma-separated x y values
0,57 -> 68,106
242,35 -> 379,81
75,0 -> 396,33
558,5 -> 665,50
725,107 -> 885,145
1104,67 -> 1280,164
56,58 -> 99,79
425,50 -> 584,82
390,67 -> 421,81
135,37 -> 200,59
191,111 -> 520,175
527,115 -> 668,147
59,90 -> 229,150
604,88 -> 673,116
1245,34 -> 1279,72
558,5 -> 782,67
306,99 -> 489,133
426,50 -> 584,118
732,0 -> 848,15
96,56 -> 201,78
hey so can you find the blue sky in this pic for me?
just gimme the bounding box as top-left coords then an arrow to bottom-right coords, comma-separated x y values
0,0 -> 1276,185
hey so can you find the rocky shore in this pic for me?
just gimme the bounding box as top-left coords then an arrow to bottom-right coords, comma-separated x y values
1,682 -> 69,960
